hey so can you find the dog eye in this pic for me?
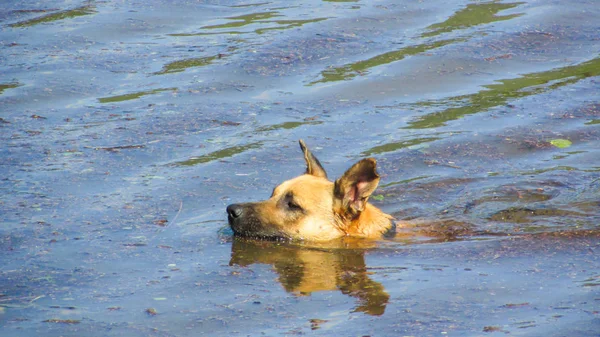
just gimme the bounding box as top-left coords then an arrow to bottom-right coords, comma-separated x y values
279,193 -> 303,211
283,193 -> 302,211
287,200 -> 302,210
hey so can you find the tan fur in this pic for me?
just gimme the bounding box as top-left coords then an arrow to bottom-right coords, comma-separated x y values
227,140 -> 393,242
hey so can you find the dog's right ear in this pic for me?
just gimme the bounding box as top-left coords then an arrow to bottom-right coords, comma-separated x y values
299,139 -> 327,179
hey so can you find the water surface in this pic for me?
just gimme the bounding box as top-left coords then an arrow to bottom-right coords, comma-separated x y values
1,0 -> 599,336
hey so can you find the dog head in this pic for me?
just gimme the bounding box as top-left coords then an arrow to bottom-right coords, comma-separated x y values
226,140 -> 393,241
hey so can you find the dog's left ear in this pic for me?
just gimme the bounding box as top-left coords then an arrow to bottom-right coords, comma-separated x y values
334,158 -> 380,216
299,139 -> 327,179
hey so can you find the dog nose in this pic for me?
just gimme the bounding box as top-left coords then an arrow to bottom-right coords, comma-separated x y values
227,204 -> 244,219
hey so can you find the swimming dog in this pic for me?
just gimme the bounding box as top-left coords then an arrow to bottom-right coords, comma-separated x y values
227,140 -> 393,241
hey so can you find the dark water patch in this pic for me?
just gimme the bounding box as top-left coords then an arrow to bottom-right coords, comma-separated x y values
171,14 -> 327,36
497,122 -> 600,159
8,6 -> 97,28
394,219 -> 475,242
382,176 -> 483,214
309,38 -> 464,85
379,175 -> 433,188
307,1 -> 527,86
502,133 -> 564,152
379,145 -> 600,231
488,207 -> 586,224
88,144 -> 146,152
98,88 -> 177,103
570,102 -> 600,119
570,200 -> 600,214
580,275 -> 600,287
521,228 -> 600,240
489,24 -> 600,60
153,55 -> 222,75
0,266 -> 97,310
255,18 -> 328,34
405,56 -> 600,129
171,142 -> 263,167
173,7 -> 329,37
202,11 -> 281,30
517,166 -> 600,175
422,1 -> 525,38
43,319 -> 81,324
385,134 -> 507,165
229,2 -> 271,8
0,82 -> 22,94
469,182 -> 559,205
254,120 -> 322,132
240,35 -> 356,77
361,136 -> 441,156
169,30 -> 246,36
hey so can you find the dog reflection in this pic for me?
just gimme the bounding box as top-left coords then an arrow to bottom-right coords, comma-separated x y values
229,237 -> 389,316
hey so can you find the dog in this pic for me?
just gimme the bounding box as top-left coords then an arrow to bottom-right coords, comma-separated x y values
227,140 -> 393,241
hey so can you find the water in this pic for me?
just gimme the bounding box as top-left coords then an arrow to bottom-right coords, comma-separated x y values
1,0 -> 599,336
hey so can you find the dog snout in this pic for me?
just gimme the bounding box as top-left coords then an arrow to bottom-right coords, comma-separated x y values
227,204 -> 244,219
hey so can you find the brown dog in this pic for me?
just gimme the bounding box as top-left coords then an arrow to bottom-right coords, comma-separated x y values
226,140 -> 393,241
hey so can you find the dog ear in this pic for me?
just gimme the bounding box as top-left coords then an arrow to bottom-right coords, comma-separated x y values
299,140 -> 327,179
334,158 -> 380,215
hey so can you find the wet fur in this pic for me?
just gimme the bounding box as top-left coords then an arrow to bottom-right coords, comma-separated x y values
227,140 -> 393,241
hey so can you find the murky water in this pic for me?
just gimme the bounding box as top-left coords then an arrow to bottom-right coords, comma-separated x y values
1,0 -> 599,336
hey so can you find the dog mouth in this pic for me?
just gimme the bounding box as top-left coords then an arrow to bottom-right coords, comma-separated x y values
234,232 -> 290,241
229,220 -> 289,241
228,215 -> 290,241
226,203 -> 293,241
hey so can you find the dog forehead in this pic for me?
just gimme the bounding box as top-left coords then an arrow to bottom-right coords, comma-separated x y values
275,174 -> 333,199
